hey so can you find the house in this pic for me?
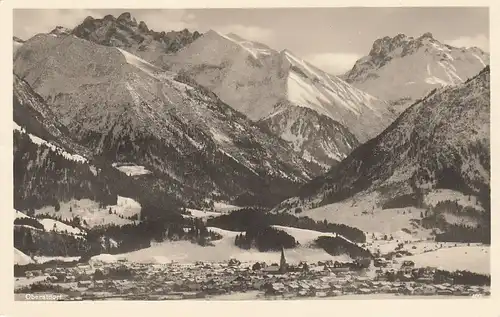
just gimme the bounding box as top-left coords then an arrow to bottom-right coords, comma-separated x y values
315,291 -> 328,297
228,258 -> 241,267
358,288 -> 372,295
287,282 -> 300,291
264,282 -> 286,295
66,275 -> 76,282
417,277 -> 434,284
401,260 -> 415,268
181,292 -> 199,299
43,268 -> 54,274
25,270 -> 42,278
329,290 -> 343,297
46,275 -> 59,283
263,265 -> 281,274
401,286 -> 415,295
77,280 -> 92,288
437,289 -> 453,296
298,290 -> 309,297
331,267 -> 350,273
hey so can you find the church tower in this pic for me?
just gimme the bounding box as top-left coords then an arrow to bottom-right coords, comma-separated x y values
279,246 -> 287,273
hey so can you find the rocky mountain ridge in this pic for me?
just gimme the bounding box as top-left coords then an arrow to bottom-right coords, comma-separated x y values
343,32 -> 489,114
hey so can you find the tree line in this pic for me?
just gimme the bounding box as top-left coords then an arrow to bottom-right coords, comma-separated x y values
207,208 -> 366,243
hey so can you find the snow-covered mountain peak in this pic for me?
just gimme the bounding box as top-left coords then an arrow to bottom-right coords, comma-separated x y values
166,30 -> 395,171
203,30 -> 275,59
49,26 -> 72,37
344,32 -> 490,114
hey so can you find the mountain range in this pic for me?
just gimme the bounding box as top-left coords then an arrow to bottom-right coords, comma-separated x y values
12,12 -> 491,261
276,66 -> 490,239
14,29 -> 316,210
164,30 -> 395,169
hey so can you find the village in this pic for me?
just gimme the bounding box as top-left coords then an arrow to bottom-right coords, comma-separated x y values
15,248 -> 490,300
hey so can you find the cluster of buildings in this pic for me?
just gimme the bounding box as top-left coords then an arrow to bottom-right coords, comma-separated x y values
17,250 -> 489,300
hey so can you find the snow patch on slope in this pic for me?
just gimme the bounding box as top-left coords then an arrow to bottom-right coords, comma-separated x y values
34,196 -> 141,228
15,248 -> 35,265
38,218 -> 84,235
14,121 -> 87,163
217,32 -> 272,59
472,53 -> 486,67
287,71 -> 331,115
14,209 -> 85,236
272,225 -> 336,245
117,47 -> 161,78
112,163 -> 152,176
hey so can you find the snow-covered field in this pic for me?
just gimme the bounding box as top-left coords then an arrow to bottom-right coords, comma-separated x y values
15,246 -> 81,265
15,209 -> 85,236
34,196 -> 141,228
15,248 -> 34,265
38,218 -> 85,236
401,246 -> 490,274
363,232 -> 490,274
13,121 -> 87,163
33,255 -> 81,264
90,226 -> 351,265
299,193 -> 425,235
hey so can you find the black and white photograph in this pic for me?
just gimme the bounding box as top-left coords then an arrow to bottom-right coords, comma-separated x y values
10,6 -> 491,301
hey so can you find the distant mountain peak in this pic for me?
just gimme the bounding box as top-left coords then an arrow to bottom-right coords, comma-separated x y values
138,20 -> 149,33
70,13 -> 202,59
419,32 -> 434,40
344,32 -> 490,114
117,12 -> 138,26
368,32 -> 441,60
49,26 -> 71,36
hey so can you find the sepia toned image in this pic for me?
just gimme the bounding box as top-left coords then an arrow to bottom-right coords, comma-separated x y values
12,7 -> 490,301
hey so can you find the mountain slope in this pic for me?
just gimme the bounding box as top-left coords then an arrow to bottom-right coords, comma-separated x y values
164,30 -> 395,170
343,32 -> 490,114
14,74 -> 90,157
13,32 -> 313,208
13,36 -> 24,54
275,66 -> 490,237
13,75 -> 118,213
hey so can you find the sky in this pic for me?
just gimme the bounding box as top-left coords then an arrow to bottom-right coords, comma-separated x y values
14,8 -> 489,75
